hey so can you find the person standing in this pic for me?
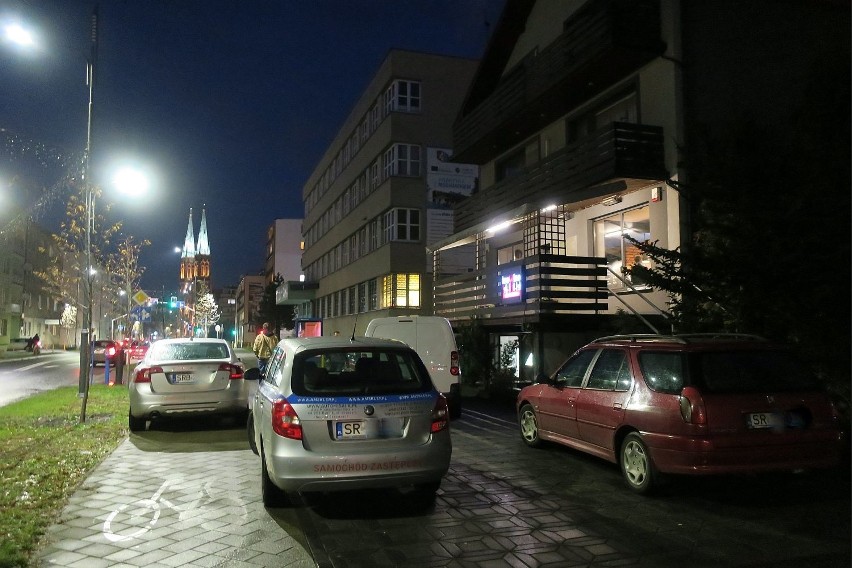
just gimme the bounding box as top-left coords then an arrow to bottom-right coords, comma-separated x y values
252,322 -> 277,375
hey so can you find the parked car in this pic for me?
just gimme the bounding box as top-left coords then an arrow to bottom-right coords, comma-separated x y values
516,333 -> 845,494
6,338 -> 31,352
92,340 -> 121,366
247,336 -> 452,507
126,340 -> 150,365
128,338 -> 247,432
365,315 -> 462,419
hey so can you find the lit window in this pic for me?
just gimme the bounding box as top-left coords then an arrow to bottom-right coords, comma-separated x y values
381,273 -> 421,308
594,205 -> 652,289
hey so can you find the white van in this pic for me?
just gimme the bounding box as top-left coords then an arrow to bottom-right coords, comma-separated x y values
365,316 -> 461,418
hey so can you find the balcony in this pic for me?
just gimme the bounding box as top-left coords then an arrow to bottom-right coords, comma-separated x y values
454,122 -> 666,232
454,0 -> 664,162
433,255 -> 607,324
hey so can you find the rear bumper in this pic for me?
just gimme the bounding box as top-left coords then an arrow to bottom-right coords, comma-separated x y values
129,384 -> 249,419
644,430 -> 844,474
266,431 -> 452,493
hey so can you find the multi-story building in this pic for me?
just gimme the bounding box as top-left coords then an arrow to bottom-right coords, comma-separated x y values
234,274 -> 264,348
428,0 -> 848,384
301,49 -> 478,336
213,285 -> 237,343
264,218 -> 303,284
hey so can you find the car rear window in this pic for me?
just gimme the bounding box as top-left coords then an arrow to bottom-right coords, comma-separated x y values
690,349 -> 819,393
291,348 -> 432,396
639,349 -> 819,394
147,342 -> 229,361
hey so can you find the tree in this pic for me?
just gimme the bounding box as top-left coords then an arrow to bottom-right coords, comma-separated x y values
257,274 -> 295,335
59,304 -> 77,350
109,235 -> 150,317
626,71 -> 850,396
194,282 -> 220,337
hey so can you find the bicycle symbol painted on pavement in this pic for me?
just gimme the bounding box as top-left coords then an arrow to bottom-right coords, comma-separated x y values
102,477 -> 248,542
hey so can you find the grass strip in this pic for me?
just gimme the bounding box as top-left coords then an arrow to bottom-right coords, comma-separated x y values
0,385 -> 128,568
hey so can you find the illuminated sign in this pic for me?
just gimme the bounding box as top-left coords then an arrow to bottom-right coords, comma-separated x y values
500,270 -> 524,303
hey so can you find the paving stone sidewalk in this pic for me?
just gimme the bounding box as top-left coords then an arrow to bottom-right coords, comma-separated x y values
37,437 -> 316,568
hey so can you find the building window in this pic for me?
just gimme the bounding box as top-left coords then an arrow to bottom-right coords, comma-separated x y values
384,208 -> 420,242
358,282 -> 368,313
384,80 -> 421,114
594,205 -> 651,289
381,273 -> 421,308
383,143 -> 421,178
369,279 -> 378,310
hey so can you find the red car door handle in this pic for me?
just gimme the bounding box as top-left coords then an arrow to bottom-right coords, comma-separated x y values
613,402 -> 623,410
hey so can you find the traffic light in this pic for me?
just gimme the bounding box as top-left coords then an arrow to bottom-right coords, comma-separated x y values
169,296 -> 177,309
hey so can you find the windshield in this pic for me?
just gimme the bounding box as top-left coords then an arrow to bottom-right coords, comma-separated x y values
292,348 -> 432,396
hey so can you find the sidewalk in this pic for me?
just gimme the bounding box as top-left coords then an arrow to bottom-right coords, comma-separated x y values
37,433 -> 316,567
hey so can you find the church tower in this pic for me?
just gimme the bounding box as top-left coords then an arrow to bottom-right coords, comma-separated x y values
179,208 -> 196,297
195,206 -> 211,291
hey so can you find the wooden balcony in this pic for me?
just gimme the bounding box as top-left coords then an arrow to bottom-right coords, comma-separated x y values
454,122 -> 665,232
454,0 -> 664,162
433,254 -> 608,324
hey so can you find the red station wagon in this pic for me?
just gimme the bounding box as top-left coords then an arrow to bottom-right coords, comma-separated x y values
516,334 -> 844,494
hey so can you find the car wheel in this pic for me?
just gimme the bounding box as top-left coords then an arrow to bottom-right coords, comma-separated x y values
247,412 -> 259,455
518,403 -> 543,448
128,412 -> 146,433
261,444 -> 289,507
620,432 -> 656,494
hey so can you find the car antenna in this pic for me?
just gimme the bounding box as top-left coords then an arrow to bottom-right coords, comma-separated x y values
350,314 -> 358,342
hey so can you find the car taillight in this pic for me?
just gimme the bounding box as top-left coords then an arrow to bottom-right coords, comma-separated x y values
272,399 -> 302,440
678,386 -> 707,424
134,366 -> 162,384
431,394 -> 450,433
219,363 -> 244,380
107,346 -> 116,357
450,350 -> 460,376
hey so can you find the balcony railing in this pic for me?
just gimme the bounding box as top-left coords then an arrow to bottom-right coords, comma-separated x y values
433,254 -> 608,323
454,122 -> 665,232
454,0 -> 664,162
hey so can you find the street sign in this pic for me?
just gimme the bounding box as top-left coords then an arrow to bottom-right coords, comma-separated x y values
132,290 -> 149,306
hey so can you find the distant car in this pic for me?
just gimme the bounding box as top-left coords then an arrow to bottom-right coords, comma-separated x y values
517,333 -> 845,494
126,340 -> 150,365
92,340 -> 121,366
128,338 -> 247,432
7,338 -> 31,352
248,336 -> 452,507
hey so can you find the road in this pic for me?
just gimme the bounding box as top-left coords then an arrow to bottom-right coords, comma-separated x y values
0,349 -> 87,407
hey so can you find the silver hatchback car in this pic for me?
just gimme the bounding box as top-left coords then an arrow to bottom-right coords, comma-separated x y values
128,338 -> 247,432
247,336 -> 452,507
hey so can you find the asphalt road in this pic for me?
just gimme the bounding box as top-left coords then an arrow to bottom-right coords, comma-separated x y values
0,349 -> 84,407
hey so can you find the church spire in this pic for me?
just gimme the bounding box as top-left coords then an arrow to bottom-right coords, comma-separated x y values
197,206 -> 211,256
182,208 -> 196,259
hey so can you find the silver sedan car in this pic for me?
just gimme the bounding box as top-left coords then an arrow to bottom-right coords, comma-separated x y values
128,338 -> 247,432
247,336 -> 452,507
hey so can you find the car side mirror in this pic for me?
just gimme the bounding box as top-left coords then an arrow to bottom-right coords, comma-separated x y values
244,367 -> 262,382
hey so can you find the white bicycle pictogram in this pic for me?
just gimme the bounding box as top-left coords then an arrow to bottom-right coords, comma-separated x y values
103,477 -> 248,542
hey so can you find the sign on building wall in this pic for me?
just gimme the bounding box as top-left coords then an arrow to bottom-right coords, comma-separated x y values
426,148 -> 478,209
426,148 -> 479,274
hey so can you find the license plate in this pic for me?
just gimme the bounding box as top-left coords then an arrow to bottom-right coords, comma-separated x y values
172,373 -> 194,384
336,421 -> 366,440
746,412 -> 782,429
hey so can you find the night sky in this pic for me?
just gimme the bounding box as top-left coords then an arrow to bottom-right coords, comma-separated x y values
0,0 -> 504,294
